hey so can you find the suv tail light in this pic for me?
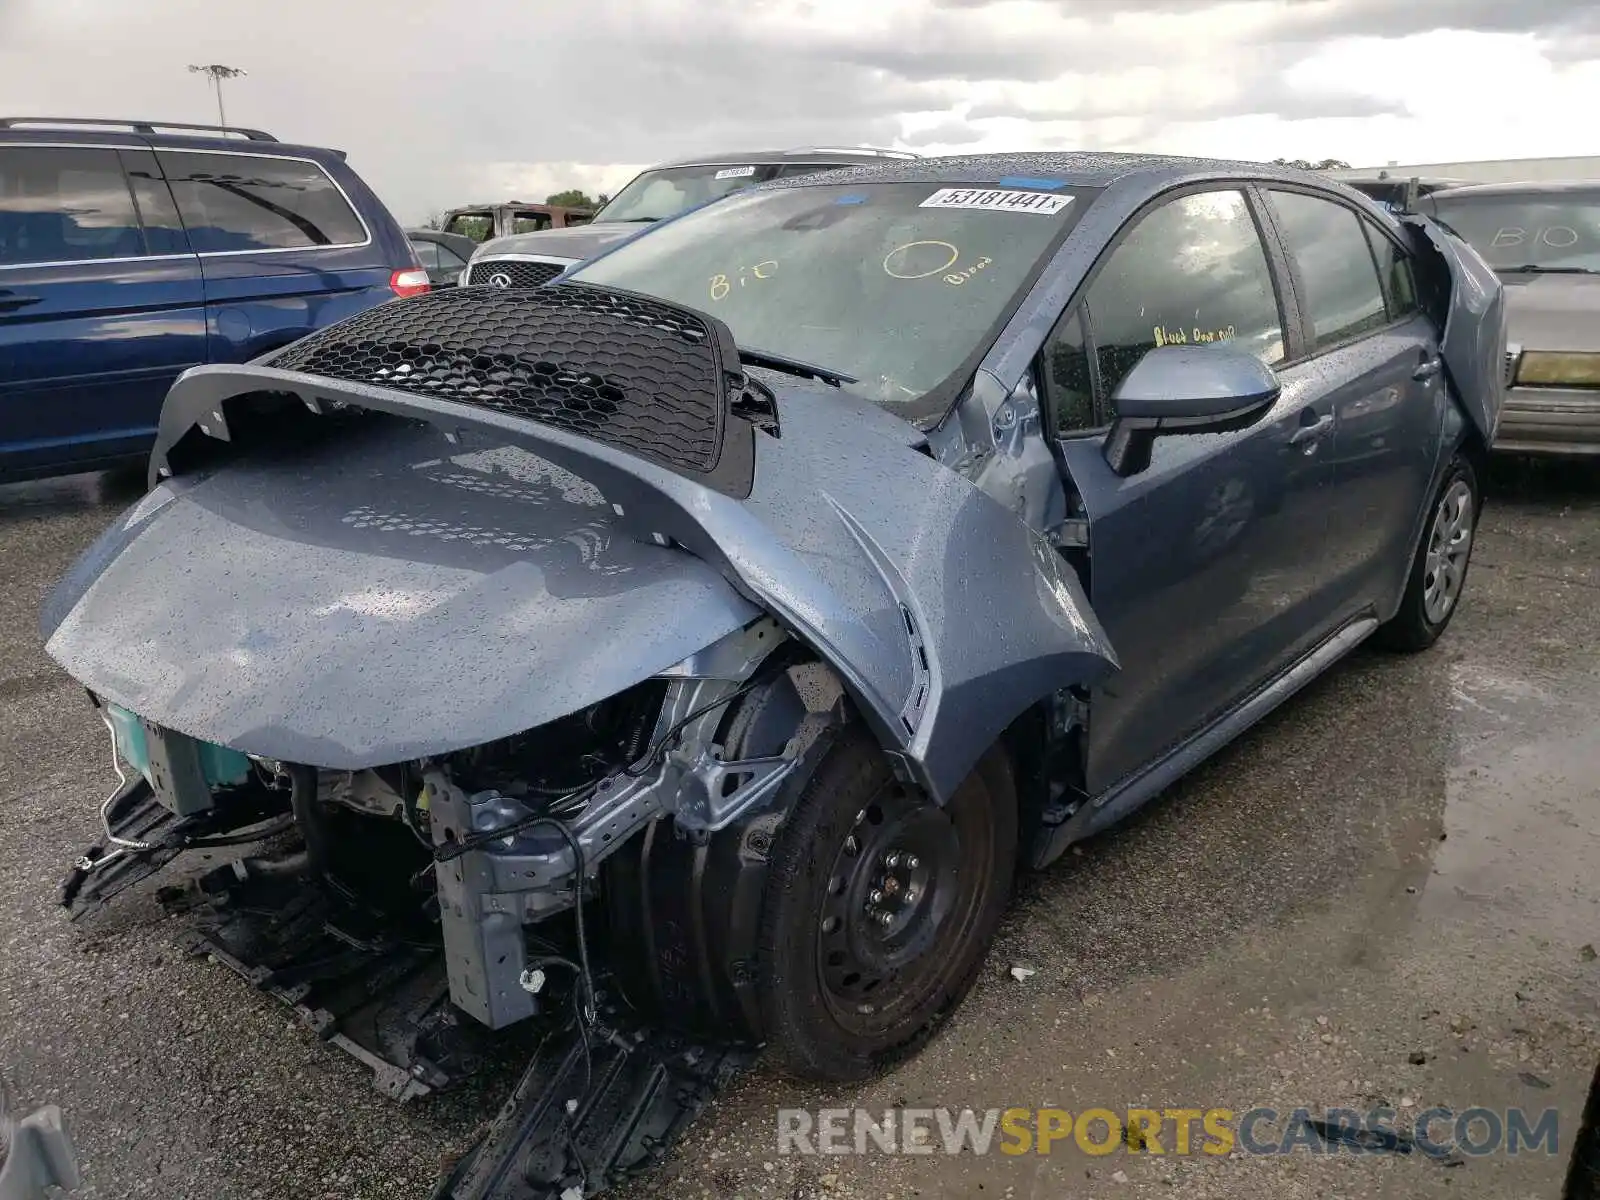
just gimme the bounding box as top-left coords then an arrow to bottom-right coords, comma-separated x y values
389,268 -> 431,299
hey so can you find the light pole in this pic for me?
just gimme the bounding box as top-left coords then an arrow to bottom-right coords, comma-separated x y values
187,64 -> 248,128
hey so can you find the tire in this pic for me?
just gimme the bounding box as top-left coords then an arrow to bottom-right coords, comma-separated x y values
1375,451 -> 1480,653
1564,1058 -> 1600,1200
754,725 -> 1018,1081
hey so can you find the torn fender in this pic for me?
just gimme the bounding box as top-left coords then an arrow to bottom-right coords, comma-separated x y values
1400,213 -> 1507,445
46,353 -> 1115,800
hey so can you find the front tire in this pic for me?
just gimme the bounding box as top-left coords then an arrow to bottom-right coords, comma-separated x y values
755,727 -> 1017,1081
1376,451 -> 1480,653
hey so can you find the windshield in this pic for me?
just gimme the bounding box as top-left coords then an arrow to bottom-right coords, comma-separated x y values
569,181 -> 1091,410
1427,191 -> 1600,272
592,165 -> 777,223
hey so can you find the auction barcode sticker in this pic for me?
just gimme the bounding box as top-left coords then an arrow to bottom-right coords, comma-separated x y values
715,166 -> 757,179
919,188 -> 1073,215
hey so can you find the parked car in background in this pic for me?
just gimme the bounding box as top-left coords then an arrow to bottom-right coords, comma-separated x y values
43,152 -> 1502,1199
461,145 -> 920,288
437,201 -> 593,243
405,228 -> 477,289
1419,180 -> 1600,456
0,117 -> 426,482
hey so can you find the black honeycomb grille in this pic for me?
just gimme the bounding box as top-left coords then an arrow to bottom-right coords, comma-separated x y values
465,259 -> 566,288
268,283 -> 735,475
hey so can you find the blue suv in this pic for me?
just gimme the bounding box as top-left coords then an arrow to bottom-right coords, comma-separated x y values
0,118 -> 427,482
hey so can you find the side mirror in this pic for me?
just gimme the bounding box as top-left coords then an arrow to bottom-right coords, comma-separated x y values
1103,345 -> 1281,477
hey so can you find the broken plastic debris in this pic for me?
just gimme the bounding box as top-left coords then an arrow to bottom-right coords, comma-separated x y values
1010,966 -> 1036,982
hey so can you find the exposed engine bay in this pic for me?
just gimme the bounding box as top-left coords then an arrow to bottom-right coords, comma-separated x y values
60,617 -> 844,1199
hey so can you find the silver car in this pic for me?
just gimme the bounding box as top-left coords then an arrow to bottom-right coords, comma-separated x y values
1420,181 -> 1600,456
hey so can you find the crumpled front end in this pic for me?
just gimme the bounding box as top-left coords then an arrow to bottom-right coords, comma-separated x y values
40,281 -> 1118,1199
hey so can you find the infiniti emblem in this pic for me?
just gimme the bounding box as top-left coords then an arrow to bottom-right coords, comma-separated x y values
487,271 -> 513,288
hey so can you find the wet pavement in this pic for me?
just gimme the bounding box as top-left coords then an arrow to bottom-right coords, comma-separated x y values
0,458 -> 1595,1199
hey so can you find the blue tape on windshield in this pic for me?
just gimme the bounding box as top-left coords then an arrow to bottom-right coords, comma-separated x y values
833,194 -> 869,205
997,176 -> 1066,190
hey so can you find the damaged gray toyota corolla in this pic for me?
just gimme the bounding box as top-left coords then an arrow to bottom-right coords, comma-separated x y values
38,152 -> 1505,1199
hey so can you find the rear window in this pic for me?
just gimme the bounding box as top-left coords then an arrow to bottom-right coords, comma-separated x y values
0,146 -> 144,265
1427,190 -> 1600,271
159,151 -> 367,253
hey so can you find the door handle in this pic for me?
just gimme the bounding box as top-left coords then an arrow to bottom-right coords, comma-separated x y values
0,292 -> 42,313
1288,413 -> 1334,446
1413,356 -> 1443,381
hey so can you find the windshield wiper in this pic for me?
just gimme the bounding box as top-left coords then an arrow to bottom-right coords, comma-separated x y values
1502,264 -> 1598,274
737,346 -> 858,388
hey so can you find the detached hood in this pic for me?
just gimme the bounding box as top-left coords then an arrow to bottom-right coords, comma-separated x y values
1501,272 -> 1600,352
474,223 -> 639,263
41,423 -> 760,768
42,284 -> 1115,800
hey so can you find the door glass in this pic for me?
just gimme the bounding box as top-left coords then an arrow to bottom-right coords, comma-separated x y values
1363,223 -> 1418,318
435,242 -> 467,269
512,212 -> 552,234
1083,189 -> 1285,408
409,240 -> 441,268
1268,190 -> 1388,350
159,151 -> 366,252
1040,307 -> 1100,432
0,146 -> 144,265
118,149 -> 189,256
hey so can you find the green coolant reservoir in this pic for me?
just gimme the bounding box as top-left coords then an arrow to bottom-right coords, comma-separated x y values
103,703 -> 251,789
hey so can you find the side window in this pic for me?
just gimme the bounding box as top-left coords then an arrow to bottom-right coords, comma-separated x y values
1041,307 -> 1099,432
1363,222 -> 1419,319
1042,189 -> 1285,432
1268,190 -> 1388,350
0,146 -> 144,265
444,213 -> 492,241
159,151 -> 367,253
513,212 -> 552,234
409,240 -> 440,269
435,242 -> 467,270
119,149 -> 188,256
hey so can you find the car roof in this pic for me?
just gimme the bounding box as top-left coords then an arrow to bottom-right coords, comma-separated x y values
647,146 -> 920,169
748,151 -> 1388,200
1425,180 -> 1600,199
751,149 -> 1347,193
443,202 -> 591,213
0,119 -> 344,161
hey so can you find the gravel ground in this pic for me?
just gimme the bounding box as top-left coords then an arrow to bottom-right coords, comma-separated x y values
1,457 -> 1596,1200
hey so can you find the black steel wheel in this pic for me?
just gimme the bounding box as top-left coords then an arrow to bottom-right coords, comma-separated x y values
756,724 -> 1017,1081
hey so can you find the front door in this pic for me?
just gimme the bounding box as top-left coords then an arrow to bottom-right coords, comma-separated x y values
1041,186 -> 1341,795
0,144 -> 205,475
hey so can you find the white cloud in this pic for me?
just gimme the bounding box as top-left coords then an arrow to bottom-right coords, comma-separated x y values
2,0 -> 1599,225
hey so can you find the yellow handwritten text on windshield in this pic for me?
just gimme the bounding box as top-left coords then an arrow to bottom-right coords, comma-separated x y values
1153,324 -> 1237,347
709,260 -> 779,301
943,255 -> 994,286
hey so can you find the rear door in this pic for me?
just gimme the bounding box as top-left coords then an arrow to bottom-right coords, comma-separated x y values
1043,186 -> 1342,794
157,149 -> 392,363
1259,187 -> 1444,618
0,143 -> 205,475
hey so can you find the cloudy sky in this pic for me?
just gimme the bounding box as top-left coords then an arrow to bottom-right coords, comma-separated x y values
4,0 -> 1600,224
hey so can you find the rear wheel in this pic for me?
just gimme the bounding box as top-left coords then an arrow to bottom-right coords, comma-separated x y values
755,727 -> 1017,1081
1376,452 -> 1479,652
